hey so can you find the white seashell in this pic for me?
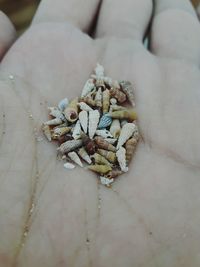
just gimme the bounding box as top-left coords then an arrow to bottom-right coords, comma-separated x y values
64,162 -> 75,170
78,102 -> 93,111
79,110 -> 88,134
81,79 -> 95,98
104,138 -> 117,144
110,119 -> 121,138
44,117 -> 62,126
48,107 -> 65,120
68,152 -> 83,167
57,139 -> 83,154
95,87 -> 102,107
95,129 -> 113,138
58,98 -> 69,111
99,176 -> 114,187
95,63 -> 104,77
110,98 -> 117,105
117,123 -> 138,149
72,120 -> 81,140
116,147 -> 128,173
121,120 -> 128,127
88,110 -> 100,139
78,147 -> 92,164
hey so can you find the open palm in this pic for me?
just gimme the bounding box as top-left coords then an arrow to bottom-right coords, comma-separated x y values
0,0 -> 200,266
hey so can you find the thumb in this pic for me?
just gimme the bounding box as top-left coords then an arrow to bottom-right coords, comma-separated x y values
0,11 -> 16,61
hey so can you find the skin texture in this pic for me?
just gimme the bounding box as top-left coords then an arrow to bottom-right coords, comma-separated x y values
0,0 -> 200,266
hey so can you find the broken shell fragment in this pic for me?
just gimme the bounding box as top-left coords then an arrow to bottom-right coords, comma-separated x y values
91,153 -> 112,166
79,110 -> 88,134
78,102 -> 93,112
102,89 -> 110,113
42,124 -> 52,141
68,151 -> 83,167
109,119 -> 121,138
64,162 -> 75,170
57,139 -> 83,154
117,123 -> 138,149
125,137 -> 138,163
88,110 -> 100,139
110,109 -> 137,121
116,147 -> 128,172
110,87 -> 126,103
98,113 -> 112,129
88,164 -> 112,174
94,136 -> 116,152
99,176 -> 114,187
81,79 -> 95,97
78,147 -> 92,164
97,149 -> 116,163
120,80 -> 135,106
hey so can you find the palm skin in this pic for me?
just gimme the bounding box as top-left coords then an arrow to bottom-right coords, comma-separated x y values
0,1 -> 200,266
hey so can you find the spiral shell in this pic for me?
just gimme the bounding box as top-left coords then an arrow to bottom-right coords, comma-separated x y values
78,147 -> 92,164
64,108 -> 78,122
42,124 -> 52,141
58,98 -> 69,111
68,151 -> 83,167
81,79 -> 95,97
88,164 -> 112,174
79,110 -> 88,134
120,80 -> 135,106
91,153 -> 112,166
125,137 -> 138,163
95,129 -> 113,138
110,109 -> 137,121
94,136 -> 116,152
116,147 -> 128,172
102,89 -> 110,113
110,88 -> 126,103
44,118 -> 63,126
72,120 -> 81,140
52,126 -> 72,139
78,102 -> 93,112
98,113 -> 112,129
88,110 -> 100,139
106,169 -> 123,179
97,149 -> 116,163
57,139 -> 83,154
95,87 -> 102,107
82,133 -> 96,155
117,123 -> 138,149
48,107 -> 65,120
109,119 -> 121,139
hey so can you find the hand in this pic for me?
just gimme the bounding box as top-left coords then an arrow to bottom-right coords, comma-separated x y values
0,0 -> 200,266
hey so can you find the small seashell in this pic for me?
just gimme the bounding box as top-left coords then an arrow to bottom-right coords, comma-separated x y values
44,117 -> 63,126
110,109 -> 137,121
109,104 -> 126,112
117,123 -> 138,149
68,151 -> 83,167
64,162 -> 75,170
91,153 -> 112,166
95,63 -> 104,77
98,113 -> 112,129
52,126 -> 72,139
106,169 -> 123,179
57,139 -> 83,154
88,164 -> 112,174
48,107 -> 65,120
110,98 -> 117,105
68,97 -> 79,111
78,102 -> 93,112
102,89 -> 110,113
109,119 -> 121,138
64,108 -> 78,122
42,124 -> 52,141
88,110 -> 100,139
57,134 -> 73,145
94,136 -> 116,152
95,87 -> 102,107
79,110 -> 88,134
116,147 -> 128,172
104,138 -> 117,144
81,79 -> 95,97
72,120 -> 81,140
82,93 -> 96,107
97,149 -> 116,163
120,80 -> 135,106
110,88 -> 126,103
82,133 -> 96,155
95,129 -> 113,138
95,78 -> 105,89
78,147 -> 92,164
125,137 -> 138,163
99,176 -> 114,187
58,98 -> 69,111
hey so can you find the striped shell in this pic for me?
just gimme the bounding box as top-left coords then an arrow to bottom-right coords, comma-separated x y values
98,113 -> 112,129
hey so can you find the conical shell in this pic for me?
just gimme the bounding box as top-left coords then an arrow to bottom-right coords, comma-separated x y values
52,126 -> 71,139
82,94 -> 96,107
81,79 -> 95,97
88,164 -> 112,174
97,149 -> 116,163
95,129 -> 113,138
68,151 -> 83,167
95,63 -> 104,77
42,124 -> 52,141
117,123 -> 138,149
94,136 -> 116,152
58,98 -> 69,111
44,117 -> 63,126
104,138 -> 117,144
78,147 -> 92,164
102,89 -> 110,113
110,109 -> 137,121
57,139 -> 82,154
125,137 -> 138,163
91,153 -> 112,166
109,119 -> 121,138
88,110 -> 100,139
116,147 -> 128,172
99,176 -> 114,187
79,110 -> 88,134
72,120 -> 81,140
78,102 -> 93,111
64,108 -> 78,122
98,113 -> 112,129
120,80 -> 135,106
57,134 -> 73,145
109,104 -> 126,112
82,133 -> 96,155
48,107 -> 65,120
106,169 -> 123,179
95,88 -> 102,107
110,88 -> 126,103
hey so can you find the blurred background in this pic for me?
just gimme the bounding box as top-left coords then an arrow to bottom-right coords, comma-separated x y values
0,0 -> 200,35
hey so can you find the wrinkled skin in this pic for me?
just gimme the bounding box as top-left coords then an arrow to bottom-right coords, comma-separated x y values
0,0 -> 200,266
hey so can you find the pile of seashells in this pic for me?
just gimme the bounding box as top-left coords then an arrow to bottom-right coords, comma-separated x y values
42,64 -> 139,187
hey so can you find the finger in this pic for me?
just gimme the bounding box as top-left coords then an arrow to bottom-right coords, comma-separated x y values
32,0 -> 101,33
95,0 -> 153,41
151,0 -> 200,65
0,11 -> 16,60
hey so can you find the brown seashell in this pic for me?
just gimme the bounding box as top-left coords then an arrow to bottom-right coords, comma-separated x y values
94,136 -> 116,152
64,107 -> 78,122
57,139 -> 83,154
88,164 -> 112,174
57,134 -> 73,145
125,137 -> 138,163
110,88 -> 126,103
102,89 -> 110,113
91,153 -> 112,166
106,169 -> 123,179
82,93 -> 96,107
110,109 -> 137,121
120,80 -> 135,106
97,149 -> 116,163
82,133 -> 96,155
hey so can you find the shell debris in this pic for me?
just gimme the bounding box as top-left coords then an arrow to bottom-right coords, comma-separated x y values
42,63 -> 139,186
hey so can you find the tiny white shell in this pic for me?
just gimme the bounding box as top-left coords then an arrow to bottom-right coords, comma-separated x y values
64,162 -> 75,170
88,110 -> 100,139
72,120 -> 81,140
58,98 -> 69,111
116,147 -> 128,172
44,118 -> 63,125
78,102 -> 93,111
99,176 -> 114,186
79,110 -> 88,134
81,79 -> 95,98
68,152 -> 83,167
95,129 -> 113,138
